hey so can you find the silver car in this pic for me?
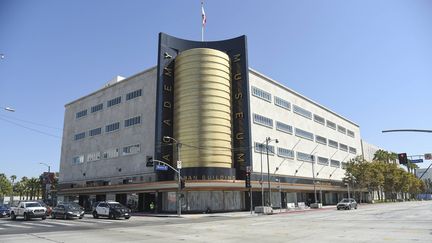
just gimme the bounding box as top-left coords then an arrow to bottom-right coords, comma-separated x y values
337,198 -> 358,210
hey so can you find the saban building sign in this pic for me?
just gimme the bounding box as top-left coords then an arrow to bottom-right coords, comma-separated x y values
154,33 -> 252,181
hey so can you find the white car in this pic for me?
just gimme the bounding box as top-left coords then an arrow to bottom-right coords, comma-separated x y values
92,201 -> 131,220
10,201 -> 47,220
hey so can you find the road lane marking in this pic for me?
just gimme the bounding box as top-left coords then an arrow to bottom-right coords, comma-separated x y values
1,224 -> 32,228
22,222 -> 54,227
45,221 -> 77,226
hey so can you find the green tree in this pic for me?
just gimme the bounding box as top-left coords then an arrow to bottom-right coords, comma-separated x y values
0,173 -> 13,199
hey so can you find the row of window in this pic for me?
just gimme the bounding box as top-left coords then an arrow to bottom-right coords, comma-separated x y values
252,113 -> 357,154
75,89 -> 142,119
253,142 -> 348,168
72,144 -> 141,164
251,86 -> 356,138
74,116 -> 141,140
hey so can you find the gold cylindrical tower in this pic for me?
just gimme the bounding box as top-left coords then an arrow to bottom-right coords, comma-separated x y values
174,48 -> 232,168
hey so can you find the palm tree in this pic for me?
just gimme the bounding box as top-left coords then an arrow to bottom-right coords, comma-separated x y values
10,175 -> 16,203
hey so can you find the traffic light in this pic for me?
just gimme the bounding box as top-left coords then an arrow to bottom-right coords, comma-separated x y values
245,172 -> 251,188
180,178 -> 185,189
398,153 -> 408,165
146,156 -> 154,167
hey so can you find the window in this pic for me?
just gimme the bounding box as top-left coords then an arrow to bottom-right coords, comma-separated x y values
74,132 -> 85,140
87,152 -> 101,162
124,116 -> 141,127
276,121 -> 293,134
254,142 -> 275,155
297,152 -> 315,162
251,86 -> 271,102
330,159 -> 340,167
295,128 -> 314,141
103,148 -> 119,159
313,114 -> 325,125
274,96 -> 291,110
72,155 -> 84,164
91,103 -> 103,113
329,139 -> 338,148
293,105 -> 312,119
349,147 -> 357,154
347,130 -> 355,138
315,135 -> 327,145
337,125 -> 347,134
339,143 -> 348,152
107,96 -> 121,107
105,122 -> 120,132
76,109 -> 87,119
341,162 -> 348,169
126,89 -> 142,100
253,113 -> 273,128
122,144 -> 141,155
89,127 -> 102,136
277,147 -> 294,159
326,120 -> 336,130
318,157 -> 329,165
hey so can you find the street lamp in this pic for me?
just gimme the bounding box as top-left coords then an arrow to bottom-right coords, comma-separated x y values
345,182 -> 350,199
275,178 -> 282,212
39,162 -> 51,202
163,136 -> 182,217
265,137 -> 278,207
1,106 -> 15,112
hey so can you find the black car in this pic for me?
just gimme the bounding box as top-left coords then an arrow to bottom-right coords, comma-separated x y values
51,203 -> 85,219
0,205 -> 10,218
93,201 -> 131,219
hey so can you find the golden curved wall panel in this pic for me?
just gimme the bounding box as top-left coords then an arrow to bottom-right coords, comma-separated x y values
174,48 -> 232,168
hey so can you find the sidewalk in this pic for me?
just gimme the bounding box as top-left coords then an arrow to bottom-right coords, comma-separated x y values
131,205 -> 337,219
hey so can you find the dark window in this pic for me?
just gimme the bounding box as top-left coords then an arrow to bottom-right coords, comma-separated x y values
89,127 -> 102,136
107,96 -> 121,107
76,109 -> 87,119
105,122 -> 120,132
124,116 -> 141,127
74,132 -> 85,140
91,103 -> 103,113
126,89 -> 142,100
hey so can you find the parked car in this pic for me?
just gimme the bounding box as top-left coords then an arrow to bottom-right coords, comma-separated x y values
92,201 -> 131,220
0,205 -> 10,218
10,201 -> 47,220
337,198 -> 358,210
37,200 -> 52,216
51,203 -> 85,219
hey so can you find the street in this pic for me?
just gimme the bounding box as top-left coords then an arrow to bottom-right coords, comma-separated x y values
1,201 -> 431,242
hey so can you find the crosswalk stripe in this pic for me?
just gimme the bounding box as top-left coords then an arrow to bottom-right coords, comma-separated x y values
22,222 -> 54,228
0,227 -> 5,230
45,221 -> 76,226
1,224 -> 32,229
79,219 -> 113,224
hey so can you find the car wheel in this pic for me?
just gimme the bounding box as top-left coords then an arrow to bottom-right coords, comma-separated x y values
125,216 -> 130,220
42,216 -> 46,220
24,213 -> 29,221
51,213 -> 56,219
11,212 -> 16,220
79,216 -> 83,219
92,211 -> 99,219
109,213 -> 115,220
355,206 -> 358,210
348,205 -> 352,210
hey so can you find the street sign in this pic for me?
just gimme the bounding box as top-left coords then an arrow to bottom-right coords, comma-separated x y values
425,153 -> 432,160
177,160 -> 182,169
410,159 -> 424,163
156,165 -> 168,171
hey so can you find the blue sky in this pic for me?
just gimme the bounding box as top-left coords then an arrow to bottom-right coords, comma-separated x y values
1,0 -> 432,179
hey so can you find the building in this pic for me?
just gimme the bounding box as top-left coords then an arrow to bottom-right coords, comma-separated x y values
58,33 -> 366,212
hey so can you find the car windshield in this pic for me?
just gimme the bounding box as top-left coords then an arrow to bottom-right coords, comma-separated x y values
26,203 -> 42,207
64,204 -> 81,210
340,199 -> 350,203
108,203 -> 124,209
0,206 -> 9,210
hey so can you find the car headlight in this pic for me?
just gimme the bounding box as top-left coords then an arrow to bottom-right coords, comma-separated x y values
67,211 -> 73,214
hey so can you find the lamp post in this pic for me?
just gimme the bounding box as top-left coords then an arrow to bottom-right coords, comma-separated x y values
163,136 -> 182,217
1,106 -> 15,112
39,162 -> 51,201
265,137 -> 278,207
345,182 -> 350,199
317,181 -> 322,204
275,178 -> 282,212
260,144 -> 264,207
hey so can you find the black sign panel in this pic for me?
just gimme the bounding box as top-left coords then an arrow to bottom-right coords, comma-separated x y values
155,33 -> 252,181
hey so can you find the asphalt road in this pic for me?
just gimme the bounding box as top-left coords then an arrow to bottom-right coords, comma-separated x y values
1,201 -> 431,243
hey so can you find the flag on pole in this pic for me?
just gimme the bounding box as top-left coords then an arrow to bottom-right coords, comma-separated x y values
201,2 -> 206,27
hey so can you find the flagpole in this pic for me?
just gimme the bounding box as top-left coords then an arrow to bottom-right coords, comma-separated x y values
201,1 -> 204,41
